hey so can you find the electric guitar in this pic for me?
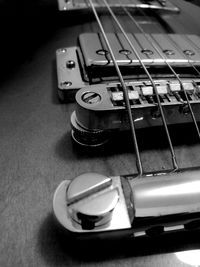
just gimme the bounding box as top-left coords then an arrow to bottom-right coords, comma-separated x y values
53,0 -> 200,265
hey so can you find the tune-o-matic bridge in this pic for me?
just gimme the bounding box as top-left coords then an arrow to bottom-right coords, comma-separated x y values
58,0 -> 179,13
71,79 -> 200,146
57,33 -> 200,102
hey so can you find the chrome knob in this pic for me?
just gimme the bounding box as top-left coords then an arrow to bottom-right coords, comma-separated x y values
66,173 -> 119,230
70,111 -> 109,147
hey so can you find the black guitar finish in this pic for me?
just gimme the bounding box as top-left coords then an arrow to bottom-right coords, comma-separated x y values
1,0 -> 200,266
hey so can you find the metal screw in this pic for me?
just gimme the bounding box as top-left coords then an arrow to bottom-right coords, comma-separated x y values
66,60 -> 76,69
163,49 -> 175,56
141,49 -> 154,56
67,176 -> 112,206
66,173 -> 118,230
82,92 -> 101,104
60,81 -> 72,87
183,50 -> 195,56
59,48 -> 67,53
96,49 -> 109,56
119,49 -> 131,55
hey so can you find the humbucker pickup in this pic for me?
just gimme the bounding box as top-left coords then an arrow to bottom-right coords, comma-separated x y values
58,0 -> 179,13
56,33 -> 200,102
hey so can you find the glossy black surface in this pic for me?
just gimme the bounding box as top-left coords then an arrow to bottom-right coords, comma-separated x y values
0,0 -> 200,266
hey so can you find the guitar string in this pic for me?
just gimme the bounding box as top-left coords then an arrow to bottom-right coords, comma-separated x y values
167,34 -> 200,76
101,0 -> 178,171
138,6 -> 200,77
123,5 -> 200,76
94,0 -> 200,79
87,0 -> 144,176
182,34 -> 200,76
164,0 -> 200,75
127,6 -> 200,140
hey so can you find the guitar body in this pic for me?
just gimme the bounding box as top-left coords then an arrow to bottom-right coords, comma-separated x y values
56,0 -> 200,172
1,0 -> 200,266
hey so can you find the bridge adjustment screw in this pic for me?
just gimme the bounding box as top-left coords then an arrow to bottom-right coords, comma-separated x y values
141,49 -> 154,56
66,60 -> 76,69
66,173 -> 119,230
60,48 -> 67,53
60,81 -> 72,87
183,50 -> 195,56
82,92 -> 101,104
163,49 -> 175,56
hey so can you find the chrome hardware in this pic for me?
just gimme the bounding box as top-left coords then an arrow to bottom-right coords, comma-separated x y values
119,49 -> 132,55
163,49 -> 175,56
53,169 -> 200,238
96,49 -> 109,56
57,0 -> 180,13
70,80 -> 200,146
71,111 -> 109,147
60,81 -> 72,87
79,33 -> 200,68
53,174 -> 131,234
56,47 -> 86,102
111,91 -> 139,102
66,60 -> 76,69
184,50 -> 195,56
82,92 -> 101,104
66,173 -> 119,230
141,49 -> 154,56
56,34 -> 200,102
54,0 -> 200,242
